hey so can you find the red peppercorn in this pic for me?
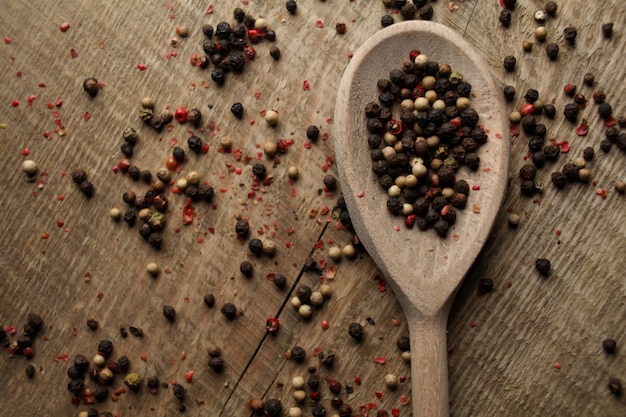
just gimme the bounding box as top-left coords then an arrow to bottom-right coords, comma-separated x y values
174,107 -> 187,123
165,155 -> 179,171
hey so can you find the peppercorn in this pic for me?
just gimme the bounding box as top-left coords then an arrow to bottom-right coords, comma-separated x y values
86,318 -> 98,331
249,238 -> 263,255
306,125 -> 321,142
563,27 -> 577,44
502,85 -> 516,102
606,377 -> 623,397
120,143 -> 133,158
520,115 -> 537,134
581,147 -> 594,162
269,46 -> 281,60
338,403 -> 352,417
202,293 -> 216,309
163,305 -> 176,322
535,26 -> 548,41
208,356 -> 225,372
264,399 -> 282,417
116,355 -> 130,373
381,14 -> 394,27
296,285 -> 312,304
311,403 -> 326,417
148,232 -> 163,249
602,338 -> 617,353
503,55 -> 516,72
524,89 -> 539,103
602,22 -> 614,38
172,382 -> 186,401
397,336 -> 410,351
286,0 -> 297,14
574,93 -> 586,106
543,145 -> 559,161
535,258 -> 551,276
616,181 -> 626,193
562,163 -> 580,182
323,174 -> 337,190
221,303 -> 237,320
123,209 -> 137,226
348,322 -> 364,340
598,103 -> 612,119
563,103 -> 579,121
477,277 -> 495,294
522,40 -> 533,52
289,345 -> 306,362
147,376 -> 160,393
543,1 -> 557,15
67,378 -> 85,395
499,9 -> 512,27
583,72 -> 595,86
531,151 -> 546,168
545,42 -> 559,60
83,77 -> 100,96
543,104 -> 556,118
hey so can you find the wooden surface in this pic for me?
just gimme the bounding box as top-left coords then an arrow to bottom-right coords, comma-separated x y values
0,1 -> 624,417
334,21 -> 510,417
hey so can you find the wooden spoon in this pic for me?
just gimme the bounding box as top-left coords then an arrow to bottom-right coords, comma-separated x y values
333,21 -> 509,417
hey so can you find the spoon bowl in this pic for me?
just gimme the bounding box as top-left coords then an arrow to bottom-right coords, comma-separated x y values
334,21 -> 509,417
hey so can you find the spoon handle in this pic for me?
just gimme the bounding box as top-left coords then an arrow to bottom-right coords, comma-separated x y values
407,311 -> 450,417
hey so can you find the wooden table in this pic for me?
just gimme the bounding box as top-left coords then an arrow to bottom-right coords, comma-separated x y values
1,1 -> 624,416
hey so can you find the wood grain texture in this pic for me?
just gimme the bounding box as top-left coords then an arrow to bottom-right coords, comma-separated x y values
0,1 -> 624,417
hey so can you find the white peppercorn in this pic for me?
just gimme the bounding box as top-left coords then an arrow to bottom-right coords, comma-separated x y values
141,97 -> 155,109
287,166 -> 299,180
384,373 -> 399,388
414,54 -> 429,68
220,135 -> 233,149
138,208 -> 152,221
401,351 -> 411,362
288,407 -> 302,417
290,296 -> 302,309
264,110 -> 279,126
21,160 -> 38,175
293,389 -> 307,403
298,304 -> 312,318
328,246 -> 342,261
310,291 -> 324,306
262,239 -> 278,255
615,180 -> 626,193
292,375 -> 305,389
146,262 -> 160,276
263,141 -> 278,157
93,353 -> 106,367
186,171 -> 201,185
319,284 -> 332,298
342,244 -> 356,258
176,178 -> 188,190
535,26 -> 548,41
109,207 -> 122,220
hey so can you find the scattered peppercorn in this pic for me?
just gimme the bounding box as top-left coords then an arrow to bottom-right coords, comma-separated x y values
583,73 -> 595,86
269,46 -> 281,60
286,0 -> 297,14
172,382 -> 186,401
381,15 -> 394,28
503,55 -> 516,72
83,77 -> 100,96
602,338 -> 617,353
323,174 -> 337,190
397,336 -> 410,351
264,399 -> 282,417
208,356 -> 225,372
563,103 -> 579,121
220,303 -> 237,320
545,1 -> 557,16
97,339 -> 114,358
598,103 -> 612,119
601,23 -> 613,38
563,27 -> 577,44
608,378 -> 622,396
249,238 -> 263,255
499,9 -> 512,27
291,345 -> 306,362
348,322 -> 364,340
86,318 -> 98,331
163,305 -> 176,322
535,258 -> 551,276
273,274 -> 287,289
477,278 -> 495,294
545,42 -> 559,60
25,364 -> 36,378
296,285 -> 312,304
503,85 -> 516,102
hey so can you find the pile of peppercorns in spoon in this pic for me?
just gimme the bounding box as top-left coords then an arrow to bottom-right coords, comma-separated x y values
365,50 -> 488,237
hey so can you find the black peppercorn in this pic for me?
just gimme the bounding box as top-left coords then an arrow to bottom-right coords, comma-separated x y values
543,144 -> 559,161
563,103 -> 579,121
249,238 -> 263,255
215,21 -> 232,39
563,27 -> 577,44
521,115 -> 537,134
220,303 -> 237,320
120,143 -> 133,158
116,355 -> 130,372
598,103 -> 612,119
211,68 -> 225,85
545,1 -> 557,16
297,285 -> 312,304
187,135 -> 204,153
203,293 -> 215,308
172,146 -> 185,163
208,356 -> 225,372
97,339 -> 113,358
307,125 -> 321,141
286,0 -> 297,14
269,46 -> 281,60
531,151 -> 546,168
543,104 -> 556,119
502,0 -> 516,9
83,77 -> 100,96
273,274 -> 287,289
312,403 -> 327,417
545,43 -> 559,60
477,278 -> 495,294
163,305 -> 176,322
140,170 -> 152,183
397,336 -> 410,351
308,373 -> 321,390
503,55 -> 516,72
148,232 -> 163,249
172,382 -> 186,401
348,322 -> 364,340
67,366 -> 82,379
26,363 -> 36,378
202,24 -> 214,38
128,166 -> 141,181
600,139 -> 612,153
235,219 -> 250,239
562,163 -> 580,182
26,313 -> 43,334
231,102 -> 244,118
252,163 -> 267,180
583,72 -> 594,86
524,89 -> 539,103
499,9 -> 512,27
291,345 -> 306,362
147,376 -> 160,392
608,377 -> 622,396
263,399 -> 282,417
78,180 -> 94,198
602,338 -> 617,353
535,258 -> 551,276
138,223 -> 152,239
400,3 -> 417,20
239,260 -> 253,277
323,174 -> 337,190
73,354 -> 89,373
68,378 -> 85,395
582,147 -> 595,162
381,14 -> 394,28
602,23 -> 613,38
123,209 -> 136,226
86,318 -> 98,331
520,164 -> 537,180
338,403 -> 353,417
418,4 -> 433,20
